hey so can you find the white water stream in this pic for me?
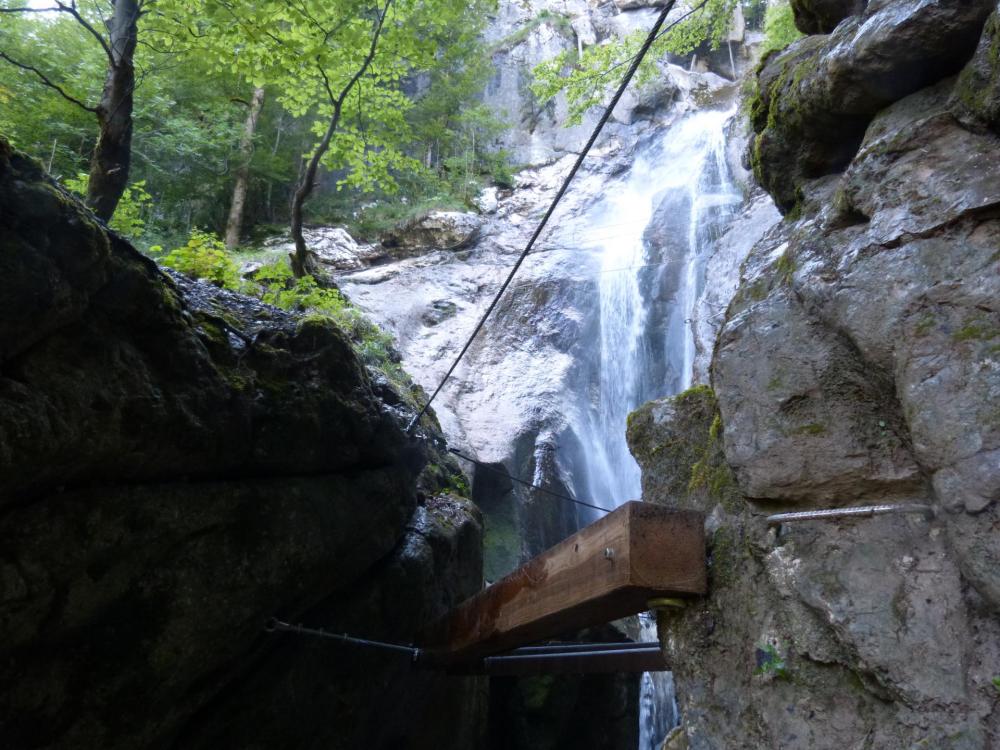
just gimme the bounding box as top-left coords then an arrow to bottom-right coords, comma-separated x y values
572,108 -> 742,749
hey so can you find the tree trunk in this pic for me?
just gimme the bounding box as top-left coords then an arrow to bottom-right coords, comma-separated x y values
87,0 -> 139,222
289,0 -> 393,278
289,102 -> 341,278
225,87 -> 265,250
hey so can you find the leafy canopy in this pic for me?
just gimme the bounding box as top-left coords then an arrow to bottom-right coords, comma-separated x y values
152,0 -> 483,195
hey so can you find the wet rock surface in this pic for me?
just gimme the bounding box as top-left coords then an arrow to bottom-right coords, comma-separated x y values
633,3 -> 1000,746
0,143 -> 482,750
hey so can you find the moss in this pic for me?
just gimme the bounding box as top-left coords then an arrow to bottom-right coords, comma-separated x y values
446,471 -> 470,498
913,314 -> 936,337
296,312 -> 338,335
748,277 -> 770,302
952,320 -> 997,342
709,413 -> 723,441
793,422 -> 826,436
774,250 -> 795,284
680,388 -> 743,513
520,675 -> 556,711
675,383 -> 715,405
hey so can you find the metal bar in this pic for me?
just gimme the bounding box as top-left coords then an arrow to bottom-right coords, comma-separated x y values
265,618 -> 419,659
473,646 -> 668,676
766,503 -> 935,527
508,641 -> 660,655
489,646 -> 662,661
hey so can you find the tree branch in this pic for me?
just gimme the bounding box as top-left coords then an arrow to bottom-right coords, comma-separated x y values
0,50 -> 97,112
54,1 -> 115,65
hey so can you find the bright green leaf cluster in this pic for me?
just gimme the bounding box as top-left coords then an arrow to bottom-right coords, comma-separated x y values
162,230 -> 242,288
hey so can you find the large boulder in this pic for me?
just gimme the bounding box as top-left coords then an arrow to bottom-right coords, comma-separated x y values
748,0 -> 995,211
789,0 -> 866,34
261,225 -> 388,272
629,388 -> 999,750
0,142 -> 484,750
381,210 -> 484,255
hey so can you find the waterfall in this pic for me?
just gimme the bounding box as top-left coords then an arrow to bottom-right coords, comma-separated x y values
572,108 -> 742,749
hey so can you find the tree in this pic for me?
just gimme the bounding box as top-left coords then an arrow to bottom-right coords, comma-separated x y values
288,0 -> 394,277
0,0 -> 144,221
170,0 -> 479,276
224,85 -> 265,249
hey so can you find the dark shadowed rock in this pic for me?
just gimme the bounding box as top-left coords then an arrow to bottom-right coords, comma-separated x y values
0,142 -> 484,750
790,0 -> 866,34
951,6 -> 1000,133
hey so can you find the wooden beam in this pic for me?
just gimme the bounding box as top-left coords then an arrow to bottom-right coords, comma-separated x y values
420,502 -> 704,663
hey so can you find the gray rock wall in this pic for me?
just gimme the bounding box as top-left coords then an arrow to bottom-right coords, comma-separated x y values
630,2 -> 1000,747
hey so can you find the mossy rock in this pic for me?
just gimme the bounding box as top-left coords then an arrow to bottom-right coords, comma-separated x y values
626,385 -> 741,514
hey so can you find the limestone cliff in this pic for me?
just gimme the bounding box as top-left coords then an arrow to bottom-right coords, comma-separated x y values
629,2 -> 1000,747
0,140 -> 484,750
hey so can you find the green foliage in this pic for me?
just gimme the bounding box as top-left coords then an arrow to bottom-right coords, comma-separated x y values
0,10 -> 103,173
445,472 -> 471,497
2,0 -> 508,251
531,0 -> 738,125
162,230 -> 241,288
992,676 -> 1000,693
64,173 -> 152,238
762,0 -> 803,54
155,0 -> 501,199
754,643 -> 789,678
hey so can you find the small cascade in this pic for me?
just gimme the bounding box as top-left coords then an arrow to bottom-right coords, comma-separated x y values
576,108 -> 742,509
570,108 -> 742,749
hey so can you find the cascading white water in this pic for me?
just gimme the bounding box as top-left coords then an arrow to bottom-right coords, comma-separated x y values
572,108 -> 742,749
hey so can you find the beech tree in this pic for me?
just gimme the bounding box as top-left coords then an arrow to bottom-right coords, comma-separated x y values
0,0 -> 145,221
224,85 -> 265,249
173,0 -> 476,276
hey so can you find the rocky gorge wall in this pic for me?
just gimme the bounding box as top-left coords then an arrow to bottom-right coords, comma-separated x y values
629,0 -> 1000,747
0,141 -> 485,750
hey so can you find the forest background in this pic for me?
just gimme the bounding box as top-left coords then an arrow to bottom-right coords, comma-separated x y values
0,0 -> 799,275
